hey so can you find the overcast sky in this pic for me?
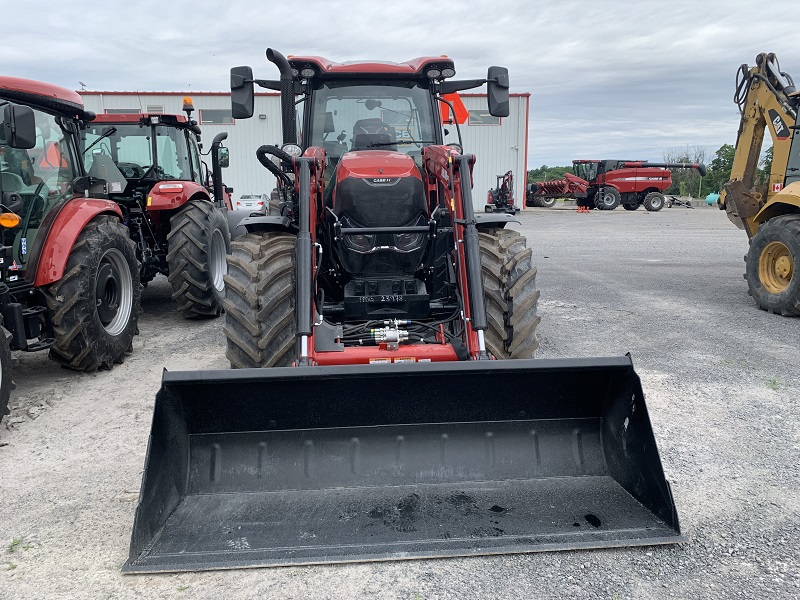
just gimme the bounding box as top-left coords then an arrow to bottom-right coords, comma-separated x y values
3,0 -> 799,167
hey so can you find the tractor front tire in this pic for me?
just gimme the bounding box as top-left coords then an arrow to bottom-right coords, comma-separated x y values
644,192 -> 666,212
223,232 -> 297,368
745,215 -> 800,316
0,328 -> 12,418
479,228 -> 541,359
167,200 -> 231,318
623,203 -> 639,211
45,216 -> 140,371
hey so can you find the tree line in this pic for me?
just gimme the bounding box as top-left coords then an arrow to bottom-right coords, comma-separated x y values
527,144 -> 772,198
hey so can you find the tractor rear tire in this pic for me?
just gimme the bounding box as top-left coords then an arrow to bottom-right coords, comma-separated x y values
45,216 -> 140,372
644,192 -> 666,212
596,187 -> 621,210
167,200 -> 231,318
223,232 -> 297,368
745,215 -> 800,316
0,328 -> 12,418
623,203 -> 639,211
479,228 -> 541,359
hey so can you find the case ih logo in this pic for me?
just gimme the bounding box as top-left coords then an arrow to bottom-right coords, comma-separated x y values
371,178 -> 393,184
768,109 -> 790,140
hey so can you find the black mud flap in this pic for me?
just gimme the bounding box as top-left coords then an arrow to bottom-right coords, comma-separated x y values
123,357 -> 684,573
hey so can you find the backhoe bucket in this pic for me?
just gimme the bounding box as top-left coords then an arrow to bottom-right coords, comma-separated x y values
124,356 -> 684,573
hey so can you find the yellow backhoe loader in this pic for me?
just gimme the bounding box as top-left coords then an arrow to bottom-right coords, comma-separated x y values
720,52 -> 800,315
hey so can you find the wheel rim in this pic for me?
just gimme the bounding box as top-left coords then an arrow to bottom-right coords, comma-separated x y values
603,192 -> 616,207
759,241 -> 794,294
209,228 -> 227,292
95,248 -> 133,336
650,197 -> 663,210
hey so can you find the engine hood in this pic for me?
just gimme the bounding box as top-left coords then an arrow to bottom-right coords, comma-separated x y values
336,151 -> 422,184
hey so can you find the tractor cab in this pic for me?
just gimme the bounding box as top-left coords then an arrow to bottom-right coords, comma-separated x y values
1,96 -> 83,277
81,113 -> 203,194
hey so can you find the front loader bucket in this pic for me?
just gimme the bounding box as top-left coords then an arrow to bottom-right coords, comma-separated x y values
124,357 -> 684,573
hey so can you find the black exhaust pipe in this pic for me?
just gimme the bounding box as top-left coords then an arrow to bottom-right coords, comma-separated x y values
266,48 -> 297,144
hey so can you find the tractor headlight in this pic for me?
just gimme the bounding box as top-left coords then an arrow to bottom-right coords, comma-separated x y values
345,233 -> 376,253
282,143 -> 303,158
393,232 -> 425,252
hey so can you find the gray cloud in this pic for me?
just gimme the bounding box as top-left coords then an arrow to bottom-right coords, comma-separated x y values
3,0 -> 798,166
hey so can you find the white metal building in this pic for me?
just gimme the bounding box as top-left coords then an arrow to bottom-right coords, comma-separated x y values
79,91 -> 529,209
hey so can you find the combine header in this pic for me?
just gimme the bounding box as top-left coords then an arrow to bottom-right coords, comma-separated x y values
124,49 -> 685,573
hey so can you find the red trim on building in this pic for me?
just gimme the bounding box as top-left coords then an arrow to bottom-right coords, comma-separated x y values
522,94 -> 530,211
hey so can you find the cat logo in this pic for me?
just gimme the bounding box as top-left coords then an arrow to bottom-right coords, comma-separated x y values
768,109 -> 790,140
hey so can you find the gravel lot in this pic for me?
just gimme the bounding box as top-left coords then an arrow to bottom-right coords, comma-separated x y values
1,205 -> 798,599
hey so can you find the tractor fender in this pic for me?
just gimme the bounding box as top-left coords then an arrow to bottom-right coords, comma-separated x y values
754,182 -> 800,225
146,181 -> 210,211
474,213 -> 519,229
29,198 -> 123,287
235,215 -> 299,236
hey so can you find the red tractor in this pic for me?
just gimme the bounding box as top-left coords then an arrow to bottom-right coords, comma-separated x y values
0,77 -> 142,416
527,160 -> 706,211
124,49 -> 684,573
485,170 -> 518,213
83,102 -> 233,317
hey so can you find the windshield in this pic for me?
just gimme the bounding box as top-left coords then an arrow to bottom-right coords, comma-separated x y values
0,107 -> 79,270
573,162 -> 597,181
309,81 -> 437,170
82,123 -> 193,181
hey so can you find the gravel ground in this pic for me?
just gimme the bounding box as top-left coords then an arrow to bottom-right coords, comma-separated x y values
1,205 -> 798,599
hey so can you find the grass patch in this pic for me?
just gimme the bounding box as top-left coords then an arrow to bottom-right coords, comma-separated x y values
7,537 -> 33,554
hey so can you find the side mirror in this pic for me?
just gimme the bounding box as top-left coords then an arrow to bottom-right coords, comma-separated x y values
2,104 -> 36,149
218,147 -> 230,168
486,66 -> 510,118
230,66 -> 255,119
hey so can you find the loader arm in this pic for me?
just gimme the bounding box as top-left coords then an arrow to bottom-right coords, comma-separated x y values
721,52 -> 800,237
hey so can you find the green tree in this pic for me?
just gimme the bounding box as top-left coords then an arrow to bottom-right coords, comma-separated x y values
705,143 -> 736,193
760,145 -> 773,177
527,165 -> 573,183
663,146 -> 707,197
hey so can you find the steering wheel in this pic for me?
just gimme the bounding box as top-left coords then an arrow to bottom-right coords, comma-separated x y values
117,162 -> 145,179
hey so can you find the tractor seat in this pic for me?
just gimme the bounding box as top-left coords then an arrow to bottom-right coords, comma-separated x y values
352,118 -> 396,151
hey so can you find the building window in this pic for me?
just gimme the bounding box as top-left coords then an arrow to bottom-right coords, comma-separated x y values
146,105 -> 164,114
468,110 -> 500,126
199,109 -> 234,125
105,108 -> 141,114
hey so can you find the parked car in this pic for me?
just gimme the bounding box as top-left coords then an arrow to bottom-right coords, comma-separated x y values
234,193 -> 268,212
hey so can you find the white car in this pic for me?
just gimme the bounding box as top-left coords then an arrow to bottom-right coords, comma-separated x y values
234,194 -> 269,213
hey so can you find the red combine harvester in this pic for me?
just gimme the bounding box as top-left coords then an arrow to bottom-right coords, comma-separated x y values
124,49 -> 685,573
527,160 -> 706,211
485,170 -> 518,213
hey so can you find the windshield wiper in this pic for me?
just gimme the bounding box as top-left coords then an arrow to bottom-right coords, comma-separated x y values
367,140 -> 435,147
